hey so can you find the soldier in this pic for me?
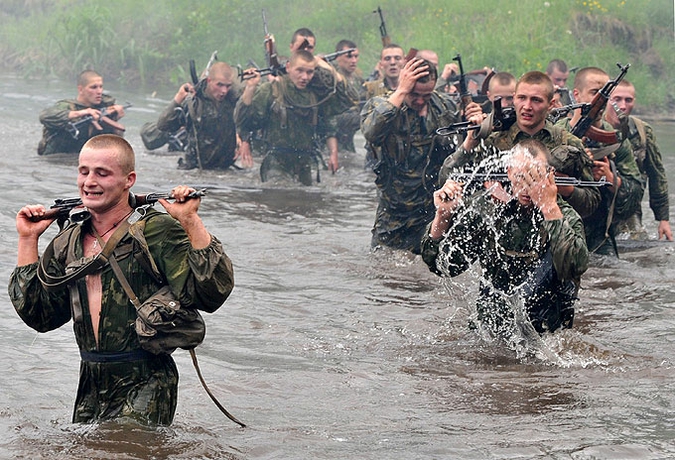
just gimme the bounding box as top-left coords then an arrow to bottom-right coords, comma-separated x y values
38,70 -> 126,155
361,57 -> 482,254
156,61 -> 253,170
364,44 -> 405,100
442,71 -> 601,222
546,58 -> 573,108
235,50 -> 347,184
483,71 -> 516,113
422,139 -> 588,335
604,80 -> 672,241
9,134 -> 234,425
557,67 -> 643,255
331,39 -> 366,153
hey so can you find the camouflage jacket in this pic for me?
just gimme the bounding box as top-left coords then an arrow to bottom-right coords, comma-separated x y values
8,208 -> 234,424
556,118 -> 644,254
234,75 -> 346,153
622,116 -> 670,222
421,195 -> 588,289
442,120 -> 601,219
38,94 -> 120,155
157,88 -> 240,169
360,91 -> 461,251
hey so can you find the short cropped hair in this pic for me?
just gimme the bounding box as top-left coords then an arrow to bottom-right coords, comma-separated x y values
78,70 -> 101,87
289,49 -> 315,66
336,39 -> 357,52
81,134 -> 135,174
546,59 -> 568,75
516,71 -> 555,101
573,67 -> 608,91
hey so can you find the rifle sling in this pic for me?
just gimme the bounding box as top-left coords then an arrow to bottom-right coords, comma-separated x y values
102,234 -> 246,428
37,219 -> 131,291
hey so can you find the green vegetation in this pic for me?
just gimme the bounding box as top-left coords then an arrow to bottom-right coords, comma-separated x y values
1,0 -> 673,113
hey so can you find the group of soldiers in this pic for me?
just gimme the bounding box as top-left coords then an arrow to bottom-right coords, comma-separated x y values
37,28 -> 671,337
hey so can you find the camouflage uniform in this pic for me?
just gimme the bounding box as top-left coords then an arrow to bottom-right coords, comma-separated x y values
157,86 -> 242,170
615,116 -> 670,235
38,94 -> 121,155
332,68 -> 366,152
361,91 -> 462,254
8,208 -> 234,425
556,118 -> 643,255
441,120 -> 602,219
421,195 -> 588,334
234,70 -> 346,186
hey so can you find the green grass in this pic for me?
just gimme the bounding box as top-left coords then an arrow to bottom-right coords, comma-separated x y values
1,0 -> 673,112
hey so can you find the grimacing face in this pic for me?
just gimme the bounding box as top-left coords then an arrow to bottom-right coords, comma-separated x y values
514,82 -> 552,134
286,57 -> 316,90
78,77 -> 104,106
380,47 -> 404,79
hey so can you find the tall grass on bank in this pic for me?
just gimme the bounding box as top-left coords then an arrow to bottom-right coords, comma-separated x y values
0,0 -> 673,113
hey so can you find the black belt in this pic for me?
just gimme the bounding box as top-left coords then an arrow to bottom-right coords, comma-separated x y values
79,349 -> 155,363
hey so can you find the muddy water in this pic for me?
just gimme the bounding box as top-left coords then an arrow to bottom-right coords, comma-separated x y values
0,74 -> 673,459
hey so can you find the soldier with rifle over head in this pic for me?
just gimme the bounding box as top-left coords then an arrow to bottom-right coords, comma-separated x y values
555,65 -> 643,256
38,70 -> 127,155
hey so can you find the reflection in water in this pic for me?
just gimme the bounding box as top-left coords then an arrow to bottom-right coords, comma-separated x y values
0,75 -> 674,458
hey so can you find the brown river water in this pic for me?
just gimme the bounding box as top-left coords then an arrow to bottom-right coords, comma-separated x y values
0,74 -> 674,459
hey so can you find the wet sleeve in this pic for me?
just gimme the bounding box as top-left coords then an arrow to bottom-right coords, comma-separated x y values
612,140 -> 644,221
543,201 -> 589,282
156,100 -> 185,133
38,101 -> 72,130
8,262 -> 72,333
643,124 -> 670,222
360,96 -> 398,145
234,83 -> 273,134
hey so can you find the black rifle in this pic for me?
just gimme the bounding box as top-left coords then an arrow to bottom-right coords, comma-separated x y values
452,54 -> 473,119
189,51 -> 218,96
66,103 -> 131,140
321,48 -> 357,63
33,189 -> 207,229
436,97 -> 516,137
570,62 -> 630,144
374,6 -> 391,46
447,172 -> 610,187
548,102 -> 587,124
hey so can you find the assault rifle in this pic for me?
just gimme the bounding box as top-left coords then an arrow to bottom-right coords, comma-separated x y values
453,54 -> 473,118
447,172 -> 610,188
32,189 -> 207,229
436,96 -> 516,137
570,62 -> 630,144
66,103 -> 131,140
321,48 -> 357,63
548,102 -> 586,124
189,50 -> 218,96
374,6 -> 391,46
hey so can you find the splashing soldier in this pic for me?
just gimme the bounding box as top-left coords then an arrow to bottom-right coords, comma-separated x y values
422,139 -> 589,335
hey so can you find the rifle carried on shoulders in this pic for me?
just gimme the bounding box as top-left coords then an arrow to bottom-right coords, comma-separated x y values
189,50 -> 218,96
452,54 -> 473,119
374,6 -> 391,46
447,172 -> 611,188
67,103 -> 131,140
570,62 -> 630,144
321,48 -> 357,63
31,189 -> 207,230
238,9 -> 285,81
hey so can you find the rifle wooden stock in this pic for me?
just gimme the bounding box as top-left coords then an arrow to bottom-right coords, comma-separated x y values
374,6 -> 391,46
584,125 -> 618,145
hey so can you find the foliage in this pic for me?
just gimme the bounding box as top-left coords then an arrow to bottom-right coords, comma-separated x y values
0,0 -> 672,111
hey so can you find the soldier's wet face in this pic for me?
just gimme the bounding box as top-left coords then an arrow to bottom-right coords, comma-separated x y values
336,47 -> 359,75
287,58 -> 316,90
514,82 -> 553,135
380,47 -> 404,79
78,77 -> 104,107
405,80 -> 435,112
206,75 -> 234,102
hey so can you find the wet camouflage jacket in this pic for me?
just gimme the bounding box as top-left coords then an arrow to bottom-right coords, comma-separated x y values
556,118 -> 644,254
38,94 -> 120,155
421,195 -> 589,332
621,116 -> 670,222
235,75 -> 345,153
8,208 -> 234,425
157,88 -> 240,169
361,91 -> 461,253
441,120 -> 601,220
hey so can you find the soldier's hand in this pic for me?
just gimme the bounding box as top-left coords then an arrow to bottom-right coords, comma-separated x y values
16,205 -> 54,239
159,185 -> 201,222
174,83 -> 194,104
242,68 -> 261,87
235,141 -> 254,169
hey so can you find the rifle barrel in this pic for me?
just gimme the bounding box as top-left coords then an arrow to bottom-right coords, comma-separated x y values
447,173 -> 609,187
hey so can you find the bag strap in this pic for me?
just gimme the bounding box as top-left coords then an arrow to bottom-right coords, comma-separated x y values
37,219 -> 132,291
100,233 -> 246,428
